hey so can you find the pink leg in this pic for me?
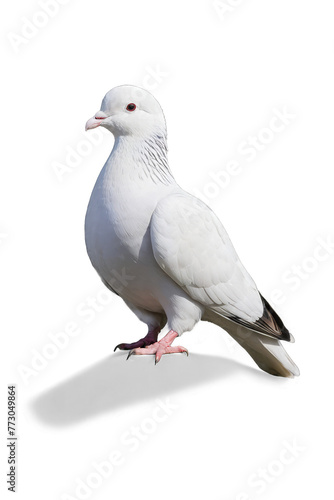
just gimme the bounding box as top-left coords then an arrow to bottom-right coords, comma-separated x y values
128,330 -> 188,364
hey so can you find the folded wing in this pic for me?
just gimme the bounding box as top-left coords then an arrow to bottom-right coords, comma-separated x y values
150,192 -> 291,342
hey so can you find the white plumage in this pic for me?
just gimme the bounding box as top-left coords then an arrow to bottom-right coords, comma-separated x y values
84,85 -> 299,377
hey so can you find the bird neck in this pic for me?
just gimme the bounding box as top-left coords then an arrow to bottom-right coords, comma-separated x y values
106,131 -> 176,187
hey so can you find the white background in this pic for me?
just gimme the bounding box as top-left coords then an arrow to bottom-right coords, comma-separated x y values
1,1 -> 334,499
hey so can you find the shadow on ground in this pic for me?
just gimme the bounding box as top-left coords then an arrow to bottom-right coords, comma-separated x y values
31,352 -> 270,427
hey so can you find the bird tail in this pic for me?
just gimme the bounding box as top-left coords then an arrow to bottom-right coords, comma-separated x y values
203,311 -> 300,378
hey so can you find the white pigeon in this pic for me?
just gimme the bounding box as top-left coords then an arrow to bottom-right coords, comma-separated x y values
84,85 -> 299,378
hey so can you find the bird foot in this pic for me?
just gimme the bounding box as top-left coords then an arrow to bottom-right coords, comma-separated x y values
114,326 -> 161,352
127,329 -> 188,364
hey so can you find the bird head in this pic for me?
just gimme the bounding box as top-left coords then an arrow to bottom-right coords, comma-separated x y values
85,85 -> 166,138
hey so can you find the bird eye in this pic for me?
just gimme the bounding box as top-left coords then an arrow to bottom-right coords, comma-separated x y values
126,103 -> 136,111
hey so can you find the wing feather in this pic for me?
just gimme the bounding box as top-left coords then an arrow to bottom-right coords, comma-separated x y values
150,193 -> 291,341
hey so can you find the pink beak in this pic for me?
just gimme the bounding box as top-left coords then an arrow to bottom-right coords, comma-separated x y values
85,111 -> 108,131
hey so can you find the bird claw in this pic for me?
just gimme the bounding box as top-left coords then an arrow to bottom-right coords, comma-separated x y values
126,350 -> 134,360
154,346 -> 188,364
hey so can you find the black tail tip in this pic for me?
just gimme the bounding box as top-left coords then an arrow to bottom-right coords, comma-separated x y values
260,294 -> 293,342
